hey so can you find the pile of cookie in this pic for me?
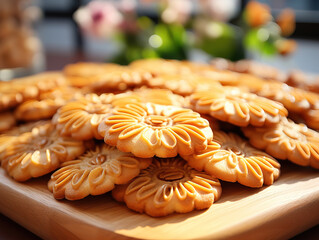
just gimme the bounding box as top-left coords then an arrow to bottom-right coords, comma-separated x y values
0,0 -> 41,69
0,58 -> 318,217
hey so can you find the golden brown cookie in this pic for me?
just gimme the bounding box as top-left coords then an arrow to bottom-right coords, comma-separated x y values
64,62 -> 120,87
112,87 -> 186,107
129,58 -> 191,75
2,120 -> 51,136
210,58 -> 235,71
53,94 -> 114,140
242,117 -> 319,169
181,131 -> 280,188
234,74 -> 268,92
0,120 -> 50,160
255,81 -> 319,113
228,60 -> 287,82
98,103 -> 213,158
112,157 -> 222,217
286,70 -> 309,90
1,123 -> 86,181
0,84 -> 24,111
89,66 -> 153,92
39,86 -> 85,101
18,72 -> 66,93
190,87 -> 288,127
0,111 -> 16,132
48,143 -> 152,200
14,99 -> 63,121
177,60 -> 240,85
0,72 -> 66,111
14,87 -> 85,121
64,62 -> 119,77
146,74 -> 223,96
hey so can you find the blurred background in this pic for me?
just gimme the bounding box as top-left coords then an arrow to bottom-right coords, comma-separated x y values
1,0 -> 319,79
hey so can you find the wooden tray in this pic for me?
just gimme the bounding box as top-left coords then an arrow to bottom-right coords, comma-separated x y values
0,163 -> 319,240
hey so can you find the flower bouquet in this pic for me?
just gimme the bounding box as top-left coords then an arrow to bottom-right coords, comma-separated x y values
74,0 -> 296,64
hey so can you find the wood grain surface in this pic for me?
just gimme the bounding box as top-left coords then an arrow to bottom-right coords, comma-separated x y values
0,162 -> 318,240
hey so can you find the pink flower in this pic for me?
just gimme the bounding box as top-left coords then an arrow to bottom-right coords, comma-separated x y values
161,0 -> 192,25
74,1 -> 123,39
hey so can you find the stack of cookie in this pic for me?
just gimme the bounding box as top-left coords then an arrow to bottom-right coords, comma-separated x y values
0,59 -> 318,217
0,0 -> 41,69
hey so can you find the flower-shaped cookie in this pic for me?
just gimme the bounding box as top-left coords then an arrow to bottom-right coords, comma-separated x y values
0,72 -> 65,111
181,131 -> 280,188
112,87 -> 186,107
0,120 -> 50,160
190,87 -> 288,127
255,82 -> 319,113
21,71 -> 66,93
53,94 -> 114,140
98,103 -> 213,158
129,58 -> 190,75
242,117 -> 319,169
89,66 -> 153,92
0,83 -> 27,111
1,123 -> 85,181
15,99 -> 64,121
48,144 -> 152,200
146,74 -> 223,96
15,87 -> 85,121
64,62 -> 122,87
64,62 -> 120,77
112,157 -> 222,217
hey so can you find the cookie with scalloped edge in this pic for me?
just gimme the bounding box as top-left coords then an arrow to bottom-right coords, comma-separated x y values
129,58 -> 191,75
256,81 -> 319,113
48,143 -> 152,200
112,87 -> 186,107
53,94 -> 114,140
145,74 -> 223,96
64,62 -> 121,87
112,157 -> 221,217
0,72 -> 66,111
19,71 -> 66,93
242,117 -> 319,169
89,66 -> 153,92
181,130 -> 280,188
98,102 -> 213,158
1,123 -> 86,181
0,120 -> 50,161
190,87 -> 288,127
15,87 -> 85,121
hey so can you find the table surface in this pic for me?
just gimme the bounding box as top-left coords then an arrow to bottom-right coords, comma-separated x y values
0,208 -> 318,240
0,159 -> 319,240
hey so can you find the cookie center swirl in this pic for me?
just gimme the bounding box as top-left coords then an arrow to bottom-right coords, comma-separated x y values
90,154 -> 107,165
144,115 -> 172,127
86,103 -> 110,114
157,168 -> 185,181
